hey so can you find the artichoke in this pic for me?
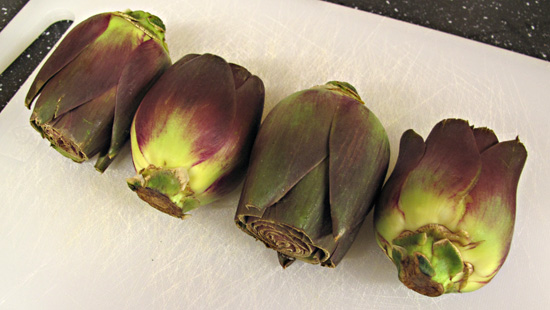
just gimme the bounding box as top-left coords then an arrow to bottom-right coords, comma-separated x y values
235,82 -> 390,268
25,10 -> 171,172
127,53 -> 265,219
374,119 -> 527,296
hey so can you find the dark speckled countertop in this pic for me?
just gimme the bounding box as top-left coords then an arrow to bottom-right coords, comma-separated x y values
330,0 -> 549,60
1,0 -> 549,112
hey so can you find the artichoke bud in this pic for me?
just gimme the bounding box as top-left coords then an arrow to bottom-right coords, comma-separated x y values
25,10 -> 171,172
235,82 -> 390,268
374,119 -> 527,296
128,53 -> 265,219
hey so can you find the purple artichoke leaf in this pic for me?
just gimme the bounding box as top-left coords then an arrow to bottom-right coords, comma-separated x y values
399,119 -> 482,229
197,69 -> 264,201
456,139 -> 527,284
108,39 -> 171,160
25,13 -> 111,108
464,139 -> 527,223
134,54 -> 236,165
29,22 -> 136,128
176,53 -> 201,65
51,28 -> 136,119
472,127 -> 499,153
229,63 -> 252,89
328,97 -> 390,241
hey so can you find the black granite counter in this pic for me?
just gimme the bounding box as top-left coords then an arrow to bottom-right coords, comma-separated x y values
1,0 -> 549,112
328,0 -> 549,61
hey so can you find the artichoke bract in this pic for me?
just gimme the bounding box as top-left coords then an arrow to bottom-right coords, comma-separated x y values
127,54 -> 265,219
374,119 -> 527,296
25,10 -> 171,172
235,82 -> 390,268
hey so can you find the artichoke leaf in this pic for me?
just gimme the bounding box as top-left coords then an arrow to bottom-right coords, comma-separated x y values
25,13 -> 111,108
238,89 -> 338,215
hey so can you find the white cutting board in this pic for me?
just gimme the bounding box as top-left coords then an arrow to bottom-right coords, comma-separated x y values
1,0 -> 549,309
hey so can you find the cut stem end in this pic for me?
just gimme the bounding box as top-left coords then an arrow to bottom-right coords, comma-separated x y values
133,186 -> 190,219
34,121 -> 88,162
127,166 -> 199,219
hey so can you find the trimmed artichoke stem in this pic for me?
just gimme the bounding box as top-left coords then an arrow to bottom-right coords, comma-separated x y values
127,166 -> 198,219
37,122 -> 87,162
388,224 -> 477,297
33,120 -> 117,172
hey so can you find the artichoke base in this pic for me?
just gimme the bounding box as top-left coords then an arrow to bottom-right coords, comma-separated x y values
127,166 -> 199,219
389,224 -> 477,296
239,218 -> 331,268
130,186 -> 190,219
397,252 -> 445,297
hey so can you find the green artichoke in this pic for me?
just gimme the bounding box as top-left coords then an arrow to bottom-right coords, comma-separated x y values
25,10 -> 171,172
235,82 -> 390,268
127,54 -> 265,219
374,119 -> 527,296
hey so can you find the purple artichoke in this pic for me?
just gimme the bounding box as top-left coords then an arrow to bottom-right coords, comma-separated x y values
235,82 -> 390,268
127,53 -> 265,219
25,10 -> 171,172
374,119 -> 527,296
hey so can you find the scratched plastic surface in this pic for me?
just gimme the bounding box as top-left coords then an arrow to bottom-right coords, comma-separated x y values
1,0 -> 549,309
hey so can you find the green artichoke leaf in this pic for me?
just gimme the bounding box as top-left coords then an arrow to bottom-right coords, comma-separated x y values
431,239 -> 464,283
326,97 -> 389,264
328,96 -> 389,240
236,82 -> 390,268
237,89 -> 338,215
117,10 -> 168,51
262,159 -> 330,239
416,252 -> 436,277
